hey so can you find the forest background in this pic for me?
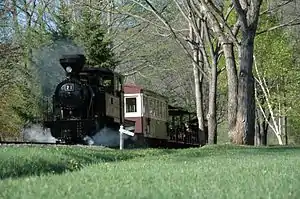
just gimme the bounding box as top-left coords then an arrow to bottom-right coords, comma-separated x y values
0,0 -> 299,145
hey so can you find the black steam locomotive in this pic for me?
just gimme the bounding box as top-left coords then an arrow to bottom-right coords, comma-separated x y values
43,54 -> 130,144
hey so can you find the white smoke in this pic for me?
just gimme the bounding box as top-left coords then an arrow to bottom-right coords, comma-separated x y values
20,124 -> 136,146
21,123 -> 57,143
84,127 -> 133,147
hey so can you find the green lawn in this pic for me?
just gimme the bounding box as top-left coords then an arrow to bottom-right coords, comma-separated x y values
0,145 -> 300,199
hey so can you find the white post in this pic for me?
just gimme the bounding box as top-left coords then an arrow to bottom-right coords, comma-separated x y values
120,125 -> 124,150
119,125 -> 135,150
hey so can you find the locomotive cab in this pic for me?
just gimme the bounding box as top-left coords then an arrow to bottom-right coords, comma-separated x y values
78,68 -> 125,130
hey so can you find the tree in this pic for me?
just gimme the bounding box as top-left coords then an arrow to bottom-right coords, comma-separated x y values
0,0 -> 51,139
189,0 -> 300,145
253,12 -> 293,145
59,0 -> 300,145
233,0 -> 300,145
123,0 -> 227,145
72,7 -> 117,69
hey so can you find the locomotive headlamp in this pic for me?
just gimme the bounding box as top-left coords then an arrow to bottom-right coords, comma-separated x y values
66,66 -> 72,73
59,54 -> 86,74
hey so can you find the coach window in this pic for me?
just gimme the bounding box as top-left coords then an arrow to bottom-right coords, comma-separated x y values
161,102 -> 165,119
152,99 -> 156,117
158,101 -> 162,119
126,97 -> 137,113
103,77 -> 113,93
98,77 -> 103,85
114,76 -> 122,92
119,77 -> 123,91
157,100 -> 160,117
160,102 -> 163,118
158,100 -> 161,118
165,103 -> 168,118
155,100 -> 158,117
149,98 -> 153,116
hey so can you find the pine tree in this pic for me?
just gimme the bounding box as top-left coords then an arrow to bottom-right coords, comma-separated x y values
73,8 -> 117,69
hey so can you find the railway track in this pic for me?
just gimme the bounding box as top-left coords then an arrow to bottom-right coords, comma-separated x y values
0,141 -> 109,148
0,141 -> 60,145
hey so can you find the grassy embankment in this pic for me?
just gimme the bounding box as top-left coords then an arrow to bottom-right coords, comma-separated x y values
0,144 -> 300,199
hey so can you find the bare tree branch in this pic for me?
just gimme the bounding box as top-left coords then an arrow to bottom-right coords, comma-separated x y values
112,22 -> 150,51
198,0 -> 239,45
122,61 -> 150,76
77,1 -> 169,31
224,4 -> 234,21
231,0 -> 248,30
136,0 -> 209,79
260,0 -> 294,16
256,18 -> 300,35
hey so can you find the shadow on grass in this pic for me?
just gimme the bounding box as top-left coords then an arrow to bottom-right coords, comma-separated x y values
0,159 -> 76,180
0,148 -> 176,180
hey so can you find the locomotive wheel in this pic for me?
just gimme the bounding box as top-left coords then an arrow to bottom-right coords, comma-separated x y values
55,140 -> 63,144
71,137 -> 89,145
55,137 -> 77,145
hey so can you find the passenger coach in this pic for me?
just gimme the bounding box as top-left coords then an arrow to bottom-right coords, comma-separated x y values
123,84 -> 169,146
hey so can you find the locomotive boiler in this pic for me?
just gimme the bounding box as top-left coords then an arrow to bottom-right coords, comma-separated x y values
43,54 -> 127,144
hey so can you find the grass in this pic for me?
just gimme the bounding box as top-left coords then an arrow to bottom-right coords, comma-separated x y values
0,145 -> 300,199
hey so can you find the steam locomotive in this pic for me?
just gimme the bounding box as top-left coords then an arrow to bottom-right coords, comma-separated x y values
43,54 -> 132,144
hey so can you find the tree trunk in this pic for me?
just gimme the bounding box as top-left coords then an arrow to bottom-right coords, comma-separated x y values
222,43 -> 238,142
282,79 -> 288,145
255,108 -> 261,145
261,122 -> 268,146
284,116 -> 288,145
12,0 -> 20,41
189,19 -> 205,146
207,55 -> 217,144
107,0 -> 112,34
193,57 -> 205,145
260,113 -> 269,146
235,31 -> 256,145
255,107 -> 269,146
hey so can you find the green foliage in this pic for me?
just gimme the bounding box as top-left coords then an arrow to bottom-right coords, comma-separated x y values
72,9 -> 117,69
51,0 -> 73,41
0,42 -> 42,137
0,2 -> 54,138
0,70 -> 42,135
222,0 -> 238,27
254,9 -> 300,143
0,89 -> 23,136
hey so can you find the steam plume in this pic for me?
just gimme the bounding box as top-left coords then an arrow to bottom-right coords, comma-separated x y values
84,127 -> 134,147
21,123 -> 57,143
21,124 -> 136,147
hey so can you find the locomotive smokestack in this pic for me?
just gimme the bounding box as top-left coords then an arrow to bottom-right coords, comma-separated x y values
59,54 -> 86,75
